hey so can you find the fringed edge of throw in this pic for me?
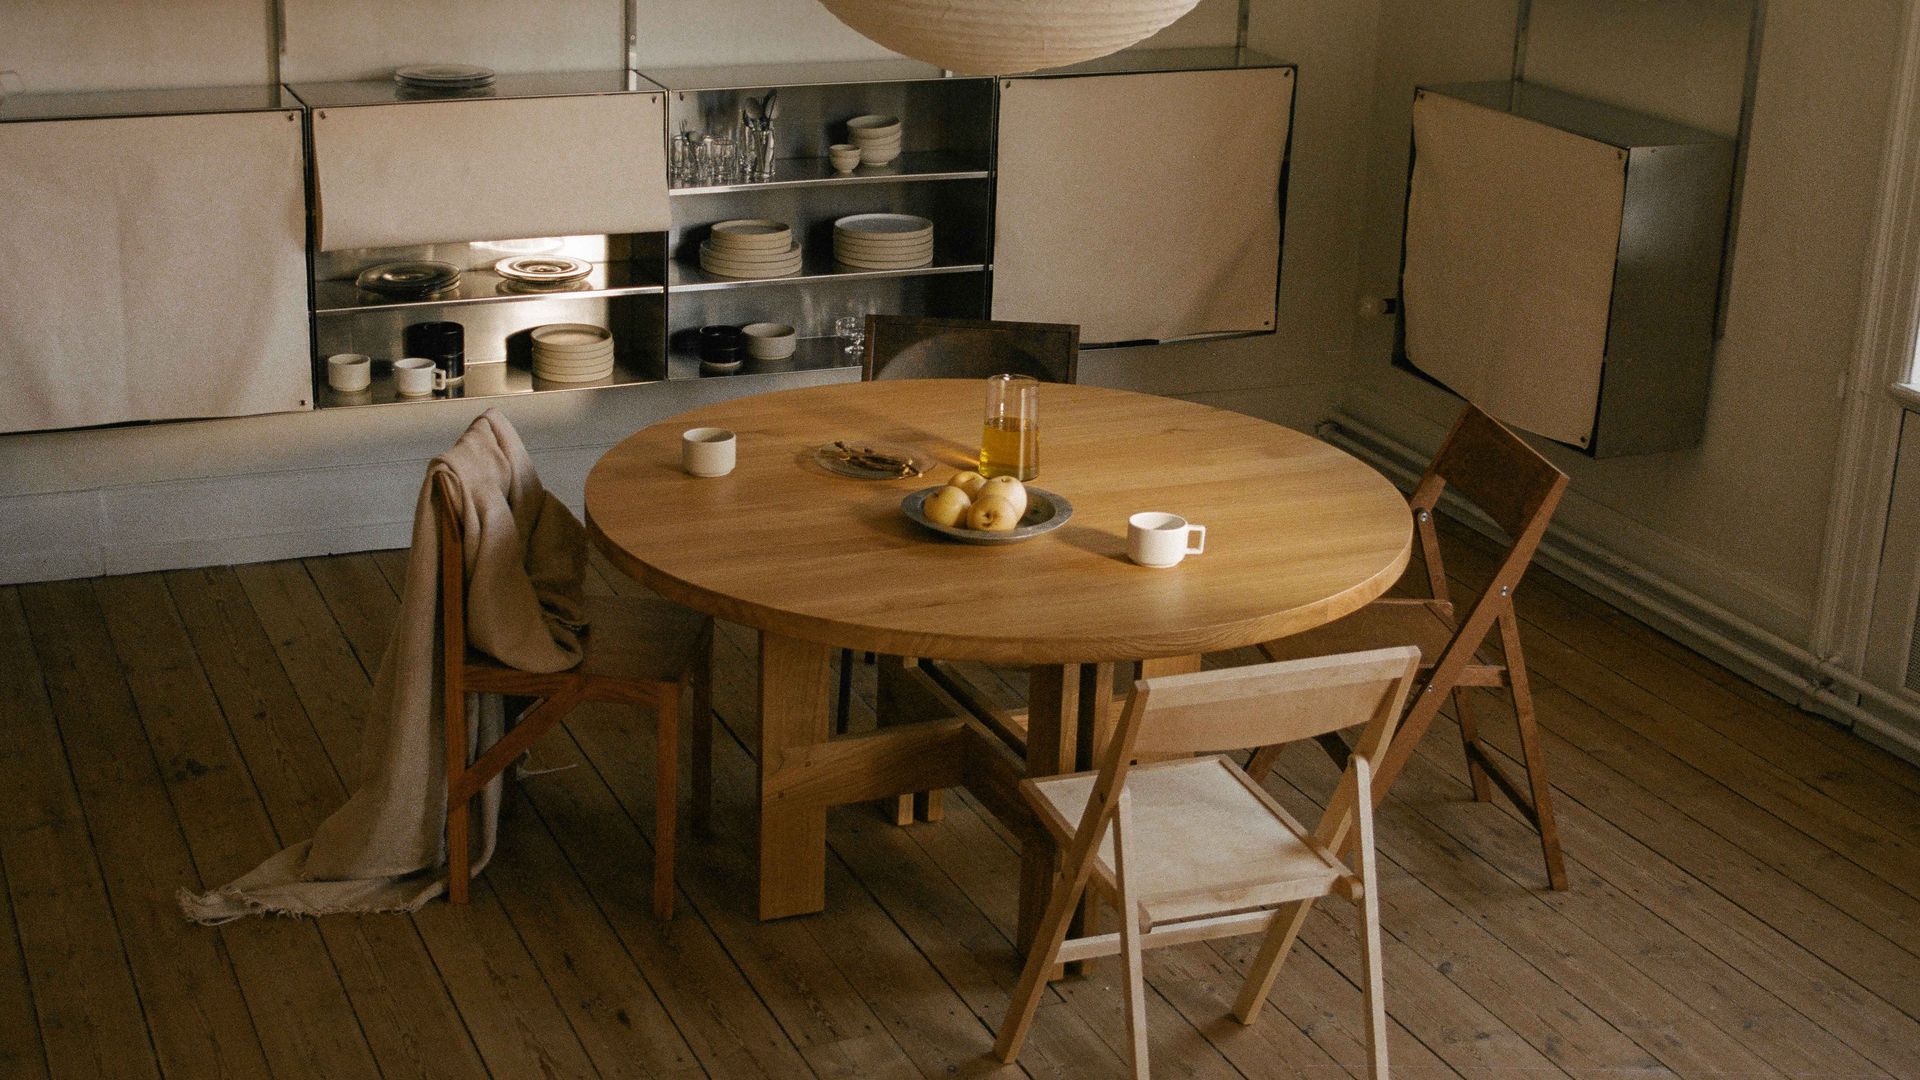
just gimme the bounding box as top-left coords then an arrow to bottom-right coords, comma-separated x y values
175,881 -> 444,926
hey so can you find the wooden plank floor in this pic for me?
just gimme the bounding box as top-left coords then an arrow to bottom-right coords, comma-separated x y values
2,515 -> 1917,1079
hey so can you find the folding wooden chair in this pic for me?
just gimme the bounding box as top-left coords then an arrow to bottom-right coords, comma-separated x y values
434,473 -> 714,919
993,647 -> 1422,1079
1253,403 -> 1570,890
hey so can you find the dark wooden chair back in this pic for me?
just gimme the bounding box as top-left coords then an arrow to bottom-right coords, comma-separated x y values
862,315 -> 1079,383
1404,403 -> 1569,612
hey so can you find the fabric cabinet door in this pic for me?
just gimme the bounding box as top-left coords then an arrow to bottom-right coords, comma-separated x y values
310,92 -> 669,252
1400,82 -> 1734,457
0,108 -> 312,433
992,62 -> 1293,346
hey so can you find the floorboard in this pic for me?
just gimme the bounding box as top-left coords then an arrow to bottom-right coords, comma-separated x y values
1,517 -> 1916,1079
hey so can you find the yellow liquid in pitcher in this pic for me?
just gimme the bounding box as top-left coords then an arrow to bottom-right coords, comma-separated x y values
979,417 -> 1038,481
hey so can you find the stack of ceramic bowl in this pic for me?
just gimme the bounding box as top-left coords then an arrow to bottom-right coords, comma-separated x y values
846,114 -> 901,166
699,219 -> 801,279
833,213 -> 934,270
531,323 -> 615,383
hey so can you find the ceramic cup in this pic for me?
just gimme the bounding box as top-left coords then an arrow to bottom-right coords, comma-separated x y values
828,143 -> 862,173
682,427 -> 737,477
326,352 -> 371,392
1127,511 -> 1207,568
393,356 -> 442,396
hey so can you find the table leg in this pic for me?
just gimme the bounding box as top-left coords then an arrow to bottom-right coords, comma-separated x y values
1017,664 -> 1079,953
758,630 -> 835,920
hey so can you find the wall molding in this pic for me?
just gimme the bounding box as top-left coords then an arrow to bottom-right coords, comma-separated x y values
1808,0 -> 1920,674
1325,409 -> 1920,765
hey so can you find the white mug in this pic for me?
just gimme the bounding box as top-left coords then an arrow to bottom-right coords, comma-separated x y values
682,427 -> 736,477
327,353 -> 371,392
1127,511 -> 1207,568
393,356 -> 445,396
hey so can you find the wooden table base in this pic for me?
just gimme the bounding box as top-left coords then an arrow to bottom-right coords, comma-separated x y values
753,627 -> 1203,962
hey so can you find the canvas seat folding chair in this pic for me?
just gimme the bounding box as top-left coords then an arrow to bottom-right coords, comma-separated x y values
1253,403 -> 1571,890
433,473 -> 715,919
993,647 -> 1422,1079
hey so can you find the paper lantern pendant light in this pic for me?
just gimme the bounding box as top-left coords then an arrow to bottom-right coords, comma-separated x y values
816,0 -> 1202,75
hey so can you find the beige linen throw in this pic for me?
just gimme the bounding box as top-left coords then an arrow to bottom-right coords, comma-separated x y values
181,409 -> 588,921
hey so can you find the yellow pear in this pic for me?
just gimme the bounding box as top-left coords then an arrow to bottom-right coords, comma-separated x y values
921,485 -> 972,527
981,475 -> 1028,517
947,470 -> 989,499
968,494 -> 1023,532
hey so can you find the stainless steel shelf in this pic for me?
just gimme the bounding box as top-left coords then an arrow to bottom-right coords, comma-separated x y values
667,336 -> 858,380
669,256 -> 986,293
0,84 -> 297,123
642,59 -> 958,92
671,151 -> 990,196
287,71 -> 656,109
314,262 -> 664,314
317,356 -> 658,409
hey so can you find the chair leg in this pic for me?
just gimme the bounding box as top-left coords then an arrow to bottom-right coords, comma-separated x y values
446,689 -> 471,905
835,648 -> 854,735
1500,614 -> 1567,891
1113,803 -> 1150,1079
691,628 -> 714,835
654,683 -> 681,920
1350,759 -> 1389,1079
993,866 -> 1088,1063
1453,687 -> 1493,803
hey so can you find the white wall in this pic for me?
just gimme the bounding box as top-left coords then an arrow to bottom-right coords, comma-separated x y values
0,0 -> 1361,583
1341,0 -> 1906,645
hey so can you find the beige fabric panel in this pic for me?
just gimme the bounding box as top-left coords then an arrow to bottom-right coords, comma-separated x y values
0,110 -> 311,434
313,93 -> 669,251
1402,91 -> 1627,448
992,67 -> 1289,345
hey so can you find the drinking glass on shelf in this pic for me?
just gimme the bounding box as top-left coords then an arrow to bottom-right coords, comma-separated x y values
980,374 -> 1039,481
834,315 -> 866,357
700,135 -> 737,185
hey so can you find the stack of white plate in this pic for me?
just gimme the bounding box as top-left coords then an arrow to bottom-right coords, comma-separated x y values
393,64 -> 496,90
531,323 -> 615,383
846,114 -> 902,166
699,219 -> 802,279
833,213 -> 934,270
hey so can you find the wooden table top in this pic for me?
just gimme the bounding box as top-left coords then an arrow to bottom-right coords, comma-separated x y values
585,380 -> 1412,665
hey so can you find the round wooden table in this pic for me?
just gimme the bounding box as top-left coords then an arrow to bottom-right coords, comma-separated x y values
587,379 -> 1411,925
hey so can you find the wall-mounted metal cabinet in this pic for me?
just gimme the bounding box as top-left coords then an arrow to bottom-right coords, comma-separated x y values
993,48 -> 1294,347
0,86 -> 312,433
1400,80 -> 1735,457
288,72 -> 670,407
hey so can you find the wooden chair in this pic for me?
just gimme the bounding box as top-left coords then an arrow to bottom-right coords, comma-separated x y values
844,315 -> 1081,821
861,314 -> 1079,384
433,473 -> 714,919
1252,403 -> 1571,890
993,648 -> 1421,1079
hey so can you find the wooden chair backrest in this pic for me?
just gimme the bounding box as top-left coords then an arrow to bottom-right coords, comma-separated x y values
1405,403 -> 1569,612
1059,648 -> 1420,894
1122,648 -> 1419,759
431,471 -> 469,701
862,315 -> 1079,384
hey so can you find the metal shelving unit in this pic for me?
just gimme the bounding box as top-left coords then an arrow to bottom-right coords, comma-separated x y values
647,60 -> 996,381
289,72 -> 672,408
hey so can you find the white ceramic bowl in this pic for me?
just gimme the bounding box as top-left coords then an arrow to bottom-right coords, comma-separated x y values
741,322 -> 798,359
846,114 -> 902,137
828,144 -> 862,173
